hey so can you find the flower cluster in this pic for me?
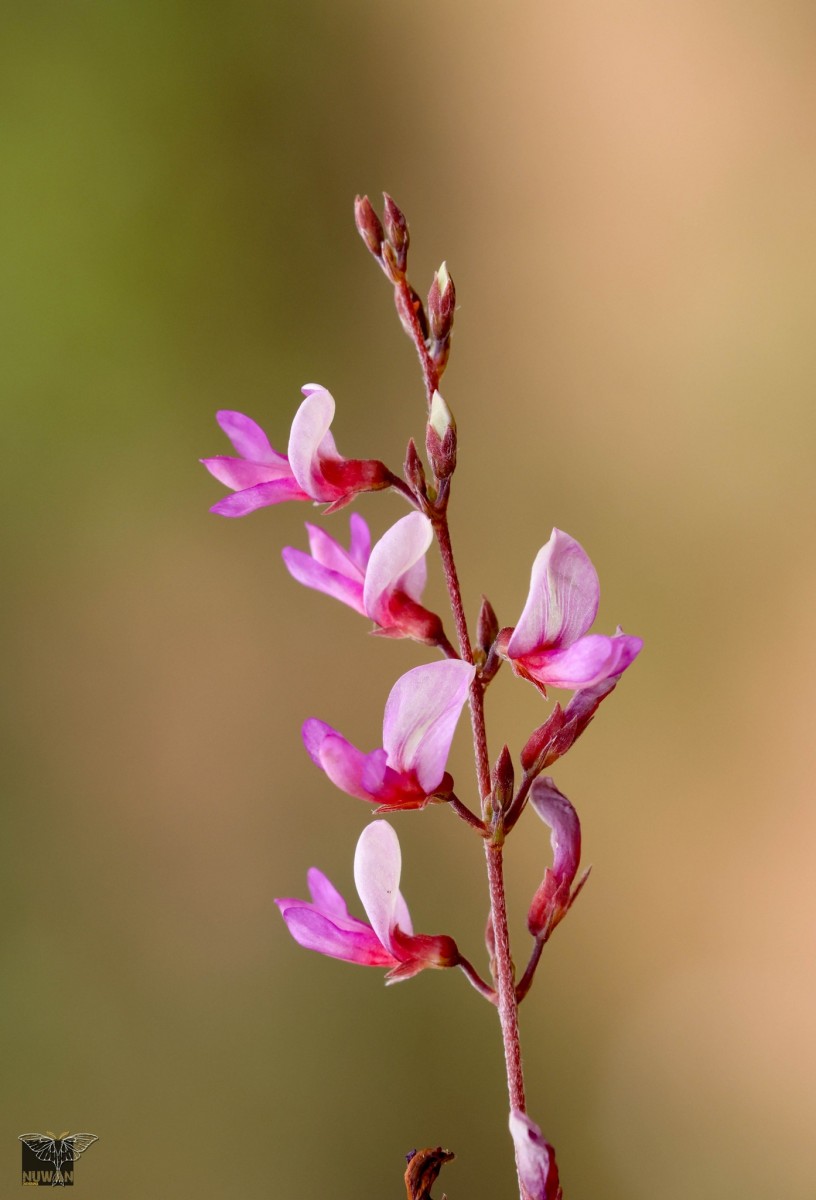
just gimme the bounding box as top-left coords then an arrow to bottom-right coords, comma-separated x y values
203,194 -> 642,1200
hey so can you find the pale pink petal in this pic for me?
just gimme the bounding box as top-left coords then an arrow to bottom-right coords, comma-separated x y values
382,661 -> 475,793
288,388 -> 338,499
507,529 -> 600,658
276,903 -> 395,966
363,513 -> 432,625
281,547 -> 366,614
509,1111 -> 562,1200
353,821 -> 404,956
215,410 -> 280,462
306,520 -> 369,577
524,631 -> 642,690
209,478 -> 310,516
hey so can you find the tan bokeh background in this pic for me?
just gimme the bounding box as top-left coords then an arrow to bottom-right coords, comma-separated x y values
2,2 -> 815,1196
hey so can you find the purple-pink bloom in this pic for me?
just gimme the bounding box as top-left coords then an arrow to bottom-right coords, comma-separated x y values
302,660 -> 475,811
202,384 -> 393,516
509,1111 -> 562,1200
527,777 -> 589,942
282,512 -> 447,644
500,528 -> 642,694
275,820 -> 459,983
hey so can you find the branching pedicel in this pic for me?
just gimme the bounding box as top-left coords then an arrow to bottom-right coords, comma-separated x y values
202,195 -> 642,1200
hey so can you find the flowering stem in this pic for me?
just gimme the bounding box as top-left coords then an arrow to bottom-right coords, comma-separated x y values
392,278 -> 439,408
433,509 -> 528,1200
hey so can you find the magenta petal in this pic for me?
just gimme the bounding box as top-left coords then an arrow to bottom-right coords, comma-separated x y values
382,661 -> 475,793
302,719 -> 379,802
525,632 -> 641,689
306,867 -> 351,919
281,547 -> 366,614
507,529 -> 600,658
348,512 -> 372,570
288,387 -> 337,499
277,904 -> 395,966
201,456 -> 292,490
215,410 -> 280,462
306,520 -> 369,576
509,1111 -> 561,1200
209,478 -> 310,516
363,512 -> 432,625
354,821 -> 405,956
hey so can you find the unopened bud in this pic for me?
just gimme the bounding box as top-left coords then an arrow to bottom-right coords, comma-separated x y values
425,390 -> 457,480
354,194 -> 384,259
404,438 -> 428,501
383,192 -> 410,273
476,596 -> 499,656
490,745 -> 515,819
428,262 -> 456,342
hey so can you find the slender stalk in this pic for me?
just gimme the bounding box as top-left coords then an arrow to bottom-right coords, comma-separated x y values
433,509 -> 528,1200
392,277 -> 439,407
515,938 -> 545,1005
457,955 -> 498,1005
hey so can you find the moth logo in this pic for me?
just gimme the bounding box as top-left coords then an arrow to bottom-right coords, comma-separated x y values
18,1132 -> 98,1187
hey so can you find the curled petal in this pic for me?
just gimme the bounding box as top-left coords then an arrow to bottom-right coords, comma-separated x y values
528,778 -> 588,941
382,661 -> 475,793
288,387 -> 339,498
507,529 -> 600,658
509,1111 -> 562,1200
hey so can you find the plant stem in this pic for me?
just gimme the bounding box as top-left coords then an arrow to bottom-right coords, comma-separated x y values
433,510 -> 528,1200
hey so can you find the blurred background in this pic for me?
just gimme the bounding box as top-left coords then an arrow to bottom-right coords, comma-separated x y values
2,1 -> 815,1196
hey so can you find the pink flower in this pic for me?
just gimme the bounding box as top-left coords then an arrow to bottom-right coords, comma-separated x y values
303,660 -> 475,811
501,528 -> 642,693
202,384 -> 393,516
509,1111 -> 562,1200
526,778 -> 589,942
282,512 -> 447,644
275,821 -> 460,983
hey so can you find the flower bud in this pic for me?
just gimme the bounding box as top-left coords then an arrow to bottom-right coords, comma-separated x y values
383,192 -> 410,273
476,596 -> 499,656
425,390 -> 457,480
489,744 -> 515,823
404,438 -> 428,501
354,194 -> 384,259
428,262 -> 456,342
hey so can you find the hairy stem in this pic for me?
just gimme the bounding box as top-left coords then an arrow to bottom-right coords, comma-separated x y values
433,511 -> 528,1200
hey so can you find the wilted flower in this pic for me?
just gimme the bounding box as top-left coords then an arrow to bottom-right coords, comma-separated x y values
303,660 -> 475,811
276,821 -> 459,983
202,384 -> 393,516
509,1110 -> 562,1200
527,778 -> 589,942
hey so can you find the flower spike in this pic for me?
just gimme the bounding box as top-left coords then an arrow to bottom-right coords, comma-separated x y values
303,660 -> 475,811
202,384 -> 393,516
276,821 -> 459,983
500,528 -> 642,693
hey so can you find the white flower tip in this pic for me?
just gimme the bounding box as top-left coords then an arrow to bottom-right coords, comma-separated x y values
436,261 -> 450,293
430,390 -> 455,438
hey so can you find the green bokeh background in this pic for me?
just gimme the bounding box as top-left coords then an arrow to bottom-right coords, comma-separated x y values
3,2 -> 815,1197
